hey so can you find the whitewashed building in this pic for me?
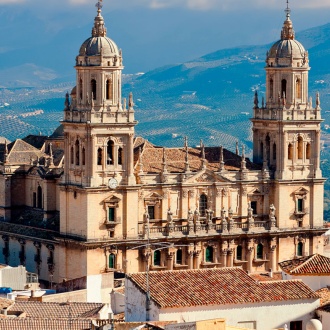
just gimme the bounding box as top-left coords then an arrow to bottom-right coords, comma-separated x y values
125,267 -> 319,330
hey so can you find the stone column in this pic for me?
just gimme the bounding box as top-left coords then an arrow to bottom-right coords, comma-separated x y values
269,239 -> 277,272
247,246 -> 254,273
105,248 -> 110,270
315,130 -> 322,178
227,248 -> 234,267
221,249 -> 228,268
127,133 -> 135,185
167,252 -> 174,271
187,251 -> 194,270
194,250 -> 201,269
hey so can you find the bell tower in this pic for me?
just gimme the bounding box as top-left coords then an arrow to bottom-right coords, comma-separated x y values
251,3 -> 322,181
62,0 -> 136,189
251,3 -> 324,230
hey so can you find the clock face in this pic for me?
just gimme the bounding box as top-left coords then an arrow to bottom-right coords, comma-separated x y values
108,178 -> 118,189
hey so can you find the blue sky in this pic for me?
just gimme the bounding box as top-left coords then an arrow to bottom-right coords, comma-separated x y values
1,0 -> 330,74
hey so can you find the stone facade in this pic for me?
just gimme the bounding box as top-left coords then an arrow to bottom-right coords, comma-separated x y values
0,4 -> 327,284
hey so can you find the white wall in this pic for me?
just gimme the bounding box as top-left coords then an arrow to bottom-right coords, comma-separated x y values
125,278 -> 319,330
317,310 -> 330,329
282,272 -> 330,291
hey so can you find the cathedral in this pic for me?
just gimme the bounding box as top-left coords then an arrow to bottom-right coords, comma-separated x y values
0,3 -> 326,284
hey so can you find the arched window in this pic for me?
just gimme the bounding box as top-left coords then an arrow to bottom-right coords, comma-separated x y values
266,135 -> 270,162
109,254 -> 115,269
106,78 -> 113,100
297,136 -> 303,159
288,143 -> 293,160
281,79 -> 287,98
205,246 -> 213,263
79,78 -> 83,100
70,146 -> 74,165
154,250 -> 161,266
91,79 -> 97,100
107,141 -> 114,165
296,79 -> 301,99
75,140 -> 80,166
256,244 -> 263,260
273,143 -> 276,160
199,194 -> 208,217
118,147 -> 123,165
97,148 -> 103,166
260,142 -> 264,161
269,79 -> 274,99
82,147 -> 86,166
236,245 -> 242,261
176,249 -> 182,265
297,242 -> 303,257
37,186 -> 42,209
306,143 -> 311,159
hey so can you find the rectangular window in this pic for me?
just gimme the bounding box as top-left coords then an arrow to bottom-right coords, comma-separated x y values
237,321 -> 256,329
290,321 -> 302,330
148,206 -> 155,220
297,199 -> 303,212
108,207 -> 115,222
251,201 -> 257,215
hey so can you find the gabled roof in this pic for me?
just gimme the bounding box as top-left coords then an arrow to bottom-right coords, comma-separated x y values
127,267 -> 318,309
278,254 -> 330,275
5,139 -> 44,164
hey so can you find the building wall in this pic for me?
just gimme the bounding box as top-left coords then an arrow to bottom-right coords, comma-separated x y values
282,273 -> 330,291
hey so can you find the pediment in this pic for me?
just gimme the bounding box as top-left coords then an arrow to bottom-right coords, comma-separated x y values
184,170 -> 229,184
144,192 -> 163,200
293,187 -> 309,195
104,195 -> 121,205
28,166 -> 45,177
248,188 -> 262,195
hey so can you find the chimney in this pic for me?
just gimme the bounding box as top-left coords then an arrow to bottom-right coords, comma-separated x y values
2,307 -> 7,316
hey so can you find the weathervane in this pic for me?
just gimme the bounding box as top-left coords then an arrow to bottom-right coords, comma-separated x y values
285,0 -> 291,18
96,0 -> 103,12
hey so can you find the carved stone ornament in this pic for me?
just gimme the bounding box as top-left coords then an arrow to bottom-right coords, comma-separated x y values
189,190 -> 195,198
182,189 -> 188,198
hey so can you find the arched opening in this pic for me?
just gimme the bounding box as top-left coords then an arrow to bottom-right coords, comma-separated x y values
118,147 -> 123,165
70,146 -> 74,165
256,244 -> 263,260
281,79 -> 287,98
297,242 -> 303,257
306,143 -> 311,159
269,79 -> 274,99
106,79 -> 113,100
288,143 -> 293,160
97,148 -> 103,166
266,135 -> 270,162
296,79 -> 301,99
91,79 -> 97,100
82,147 -> 86,166
79,78 -> 83,100
297,136 -> 303,159
176,249 -> 182,265
205,246 -> 213,263
154,250 -> 161,266
107,141 -> 114,165
109,254 -> 115,269
236,245 -> 242,261
37,186 -> 42,209
260,142 -> 264,162
273,143 -> 276,160
75,140 -> 80,166
199,194 -> 208,217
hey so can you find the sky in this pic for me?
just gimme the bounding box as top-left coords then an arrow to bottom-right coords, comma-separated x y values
1,0 -> 330,74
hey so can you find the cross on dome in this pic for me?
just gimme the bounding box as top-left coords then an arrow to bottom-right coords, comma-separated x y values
285,0 -> 291,19
96,0 -> 103,13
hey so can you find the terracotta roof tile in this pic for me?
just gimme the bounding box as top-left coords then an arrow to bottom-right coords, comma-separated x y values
278,254 -> 330,275
0,318 -> 92,330
250,272 -> 283,282
127,268 -> 318,308
316,287 -> 330,306
134,144 -> 260,174
10,301 -> 104,319
0,297 -> 14,310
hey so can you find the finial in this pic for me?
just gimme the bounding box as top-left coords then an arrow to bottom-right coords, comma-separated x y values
316,92 -> 321,109
4,140 -> 8,164
241,145 -> 246,170
92,0 -> 107,37
285,0 -> 291,19
219,145 -> 224,171
162,148 -> 167,173
129,92 -> 134,110
138,147 -> 143,174
49,143 -> 54,167
96,0 -> 103,15
184,136 -> 188,149
236,141 -> 239,155
254,90 -> 259,108
281,0 -> 294,40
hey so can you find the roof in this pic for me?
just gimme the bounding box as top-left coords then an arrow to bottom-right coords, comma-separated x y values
316,287 -> 330,306
9,301 -> 104,319
127,268 -> 318,308
22,135 -> 47,150
134,142 -> 261,174
250,272 -> 283,282
278,254 -> 330,275
0,297 -> 14,310
0,318 -> 92,330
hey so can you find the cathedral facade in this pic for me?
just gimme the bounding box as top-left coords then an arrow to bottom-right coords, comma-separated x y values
0,4 -> 326,284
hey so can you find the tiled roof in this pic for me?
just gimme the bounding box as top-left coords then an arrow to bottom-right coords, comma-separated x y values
127,268 -> 318,308
250,272 -> 283,282
278,254 -> 330,275
0,297 -> 14,310
316,287 -> 330,306
9,301 -> 104,319
6,139 -> 44,164
134,143 -> 260,174
0,318 -> 92,330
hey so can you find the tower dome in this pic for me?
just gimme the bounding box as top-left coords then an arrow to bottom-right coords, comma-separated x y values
266,3 -> 308,68
78,1 -> 120,59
